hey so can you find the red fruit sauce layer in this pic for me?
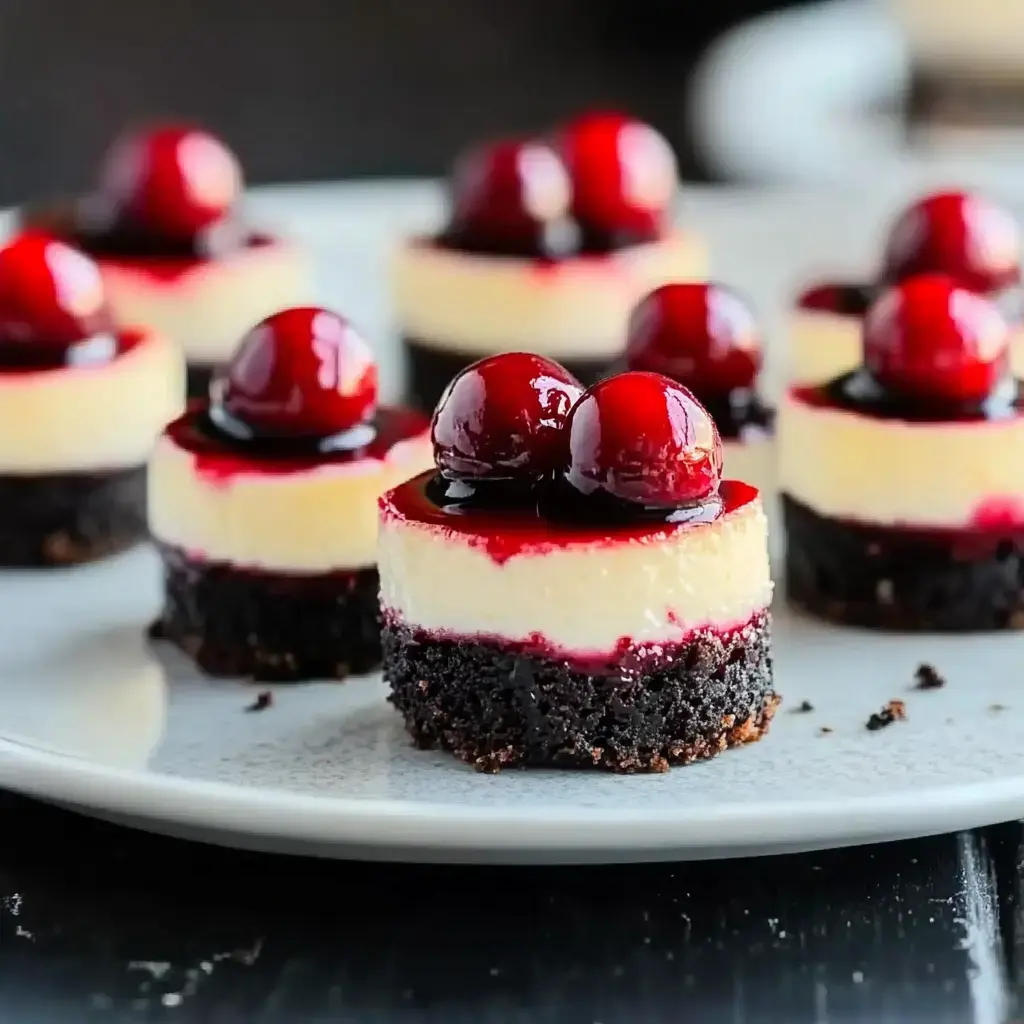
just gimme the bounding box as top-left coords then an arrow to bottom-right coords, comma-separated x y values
789,372 -> 1024,423
383,608 -> 768,678
381,470 -> 757,566
165,405 -> 429,483
0,327 -> 148,374
85,232 -> 276,286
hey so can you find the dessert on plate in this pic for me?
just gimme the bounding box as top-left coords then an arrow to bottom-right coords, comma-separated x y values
379,353 -> 776,772
22,123 -> 314,398
890,0 -> 1024,140
0,231 -> 183,565
791,190 -> 1022,385
147,305 -> 432,681
780,273 -> 1024,631
625,281 -> 775,496
391,111 -> 706,414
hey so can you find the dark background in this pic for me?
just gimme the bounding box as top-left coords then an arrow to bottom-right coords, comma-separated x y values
0,0 -> 804,204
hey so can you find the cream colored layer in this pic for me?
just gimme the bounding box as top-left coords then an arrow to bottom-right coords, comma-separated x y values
148,432 -> 433,573
891,0 -> 1024,77
99,239 -> 315,365
723,437 -> 775,507
789,309 -> 1024,385
779,390 -> 1024,526
390,233 -> 706,358
378,496 -> 773,654
0,331 -> 183,473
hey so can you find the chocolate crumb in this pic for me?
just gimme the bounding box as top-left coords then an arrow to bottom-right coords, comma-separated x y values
990,703 -> 1008,713
820,726 -> 833,735
913,663 -> 945,690
866,700 -> 907,731
794,700 -> 814,713
245,691 -> 274,713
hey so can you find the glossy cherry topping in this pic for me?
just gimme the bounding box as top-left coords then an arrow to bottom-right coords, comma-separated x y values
882,191 -> 1020,295
797,282 -> 876,317
93,124 -> 242,246
557,111 -> 677,246
443,138 -> 574,258
209,307 -> 378,444
561,372 -> 722,508
0,232 -> 115,360
863,274 -> 1009,404
626,282 -> 761,394
432,353 -> 583,481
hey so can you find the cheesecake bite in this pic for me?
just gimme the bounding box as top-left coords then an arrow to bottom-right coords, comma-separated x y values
791,190 -> 1023,385
391,111 -> 706,414
0,232 -> 183,565
781,273 -> 1024,630
147,306 -> 432,681
379,355 -> 776,773
22,124 -> 314,398
625,281 -> 775,496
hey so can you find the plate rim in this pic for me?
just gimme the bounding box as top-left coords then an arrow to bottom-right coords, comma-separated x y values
3,730 -> 1024,853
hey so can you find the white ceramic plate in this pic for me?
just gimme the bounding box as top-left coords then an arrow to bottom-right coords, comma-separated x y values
1,182 -> 1023,864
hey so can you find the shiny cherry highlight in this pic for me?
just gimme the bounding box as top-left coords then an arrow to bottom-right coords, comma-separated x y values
431,352 -> 583,481
97,124 -> 242,244
212,306 -> 378,439
557,111 -> 677,243
862,274 -> 1009,404
445,138 -> 572,256
0,232 -> 114,348
626,282 -> 761,393
882,190 -> 1021,295
561,371 -> 722,507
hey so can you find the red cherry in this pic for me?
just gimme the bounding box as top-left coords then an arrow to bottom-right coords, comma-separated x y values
432,353 -> 583,480
882,191 -> 1020,295
557,111 -> 677,240
213,307 -> 378,437
97,124 -> 242,243
0,232 -> 113,347
562,372 -> 722,506
447,137 -> 572,253
626,282 -> 761,393
863,274 -> 1009,403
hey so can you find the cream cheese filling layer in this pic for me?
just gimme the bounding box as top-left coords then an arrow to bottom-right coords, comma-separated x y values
390,233 -> 706,359
790,308 -> 1024,385
148,433 -> 433,573
779,389 -> 1024,527
99,239 -> 315,366
0,330 -> 183,474
378,496 -> 773,655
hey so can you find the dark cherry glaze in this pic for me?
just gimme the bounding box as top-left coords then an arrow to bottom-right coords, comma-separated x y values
167,404 -> 428,482
797,282 -> 877,317
385,470 -> 756,567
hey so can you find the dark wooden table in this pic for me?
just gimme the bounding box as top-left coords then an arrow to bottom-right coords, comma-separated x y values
0,791 -> 1019,1022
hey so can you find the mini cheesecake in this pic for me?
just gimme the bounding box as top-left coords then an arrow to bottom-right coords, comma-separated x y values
624,281 -> 775,497
392,112 -> 705,415
148,306 -> 432,682
380,356 -> 776,773
790,190 -> 1024,386
781,273 -> 1024,631
0,232 -> 182,566
893,0 -> 1024,137
21,124 -> 314,398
